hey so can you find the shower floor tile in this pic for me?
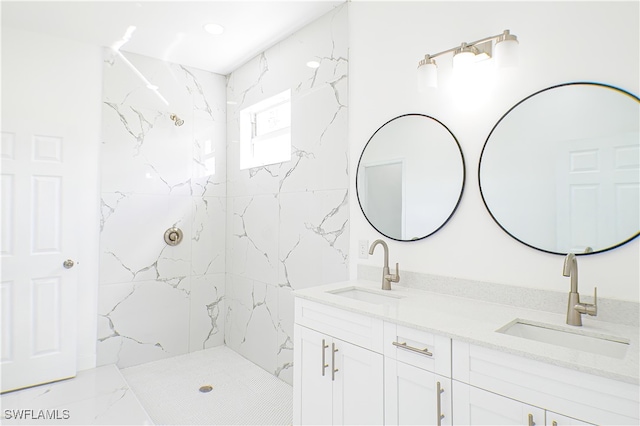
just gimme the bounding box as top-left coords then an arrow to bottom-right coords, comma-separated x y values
0,364 -> 153,425
120,345 -> 293,425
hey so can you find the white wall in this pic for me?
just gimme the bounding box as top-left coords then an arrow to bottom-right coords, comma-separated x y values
349,1 -> 639,302
1,28 -> 102,370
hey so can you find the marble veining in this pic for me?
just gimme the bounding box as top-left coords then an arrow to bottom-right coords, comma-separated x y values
98,49 -> 227,368
178,65 -> 216,120
278,146 -> 315,192
103,102 -> 159,156
304,189 -> 349,263
236,53 -> 269,109
97,5 -> 348,378
225,5 -> 349,385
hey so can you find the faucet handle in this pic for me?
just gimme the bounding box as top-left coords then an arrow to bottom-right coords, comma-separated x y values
576,287 -> 598,317
387,263 -> 400,283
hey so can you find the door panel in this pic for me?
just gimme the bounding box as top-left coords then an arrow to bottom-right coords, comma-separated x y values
453,381 -> 544,425
333,338 -> 384,425
1,125 -> 78,393
295,325 -> 332,425
556,134 -> 639,252
385,359 -> 451,426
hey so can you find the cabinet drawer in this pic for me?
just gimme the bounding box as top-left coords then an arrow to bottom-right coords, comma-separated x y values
384,322 -> 451,377
453,341 -> 639,425
295,298 -> 384,353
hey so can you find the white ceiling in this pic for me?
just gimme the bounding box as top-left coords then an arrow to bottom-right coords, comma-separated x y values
1,0 -> 345,75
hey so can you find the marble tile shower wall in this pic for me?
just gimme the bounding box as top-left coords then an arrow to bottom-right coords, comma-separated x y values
97,50 -> 227,368
225,6 -> 349,385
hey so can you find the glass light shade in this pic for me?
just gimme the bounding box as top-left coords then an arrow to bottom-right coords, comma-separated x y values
495,39 -> 519,68
417,62 -> 438,91
452,50 -> 476,70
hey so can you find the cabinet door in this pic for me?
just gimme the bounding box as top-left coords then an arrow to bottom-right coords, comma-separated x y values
385,358 -> 451,425
453,381 -> 545,425
333,337 -> 384,425
546,411 -> 595,426
294,325 -> 333,425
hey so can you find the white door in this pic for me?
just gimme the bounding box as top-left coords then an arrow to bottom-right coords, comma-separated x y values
452,381 -> 544,425
364,161 -> 404,239
1,119 -> 79,392
385,359 -> 451,425
556,133 -> 639,253
332,337 -> 384,425
294,325 -> 333,425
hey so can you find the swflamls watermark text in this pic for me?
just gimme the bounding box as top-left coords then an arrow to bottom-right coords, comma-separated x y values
4,409 -> 70,421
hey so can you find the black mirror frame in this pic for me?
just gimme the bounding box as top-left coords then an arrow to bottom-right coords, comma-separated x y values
356,113 -> 466,242
478,81 -> 640,256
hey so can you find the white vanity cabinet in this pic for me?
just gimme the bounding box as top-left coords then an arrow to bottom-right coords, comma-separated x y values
384,322 -> 452,425
293,287 -> 638,426
293,299 -> 385,425
452,341 -> 639,425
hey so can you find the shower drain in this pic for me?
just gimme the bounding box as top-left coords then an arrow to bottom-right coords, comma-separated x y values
199,385 -> 213,393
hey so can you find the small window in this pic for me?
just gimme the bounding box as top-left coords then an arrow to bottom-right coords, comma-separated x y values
240,90 -> 291,170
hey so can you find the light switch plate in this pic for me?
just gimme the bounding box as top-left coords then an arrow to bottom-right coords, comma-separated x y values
358,240 -> 368,259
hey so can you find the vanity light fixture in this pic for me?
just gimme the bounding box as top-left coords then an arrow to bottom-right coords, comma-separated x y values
417,29 -> 519,91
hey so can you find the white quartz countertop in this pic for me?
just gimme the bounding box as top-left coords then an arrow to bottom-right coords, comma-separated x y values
294,279 -> 639,385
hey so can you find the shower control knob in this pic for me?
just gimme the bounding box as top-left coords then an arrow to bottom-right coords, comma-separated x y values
164,227 -> 183,246
63,259 -> 75,269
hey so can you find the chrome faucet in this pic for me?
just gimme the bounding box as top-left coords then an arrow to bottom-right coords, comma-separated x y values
563,253 -> 598,326
369,239 -> 400,290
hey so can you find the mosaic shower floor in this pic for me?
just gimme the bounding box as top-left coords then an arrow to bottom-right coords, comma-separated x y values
121,345 -> 293,425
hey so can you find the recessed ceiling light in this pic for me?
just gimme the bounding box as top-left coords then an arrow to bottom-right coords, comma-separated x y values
306,60 -> 320,69
203,23 -> 224,35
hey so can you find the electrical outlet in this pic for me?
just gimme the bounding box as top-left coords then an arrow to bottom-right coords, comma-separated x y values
358,240 -> 369,259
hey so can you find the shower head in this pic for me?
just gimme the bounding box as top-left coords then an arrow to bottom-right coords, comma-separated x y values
170,114 -> 184,127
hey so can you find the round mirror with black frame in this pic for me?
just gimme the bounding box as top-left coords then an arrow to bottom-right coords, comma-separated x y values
356,113 -> 465,241
479,82 -> 639,255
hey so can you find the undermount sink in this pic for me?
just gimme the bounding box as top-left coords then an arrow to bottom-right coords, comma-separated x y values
329,287 -> 405,305
497,319 -> 629,359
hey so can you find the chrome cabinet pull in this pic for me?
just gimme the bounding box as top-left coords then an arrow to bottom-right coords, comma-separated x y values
331,343 -> 339,381
528,413 -> 534,426
436,381 -> 445,426
392,341 -> 433,357
552,421 -> 558,426
321,339 -> 329,376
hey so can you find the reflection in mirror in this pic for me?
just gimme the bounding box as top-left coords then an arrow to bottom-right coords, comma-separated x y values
356,114 -> 465,241
480,82 -> 639,255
